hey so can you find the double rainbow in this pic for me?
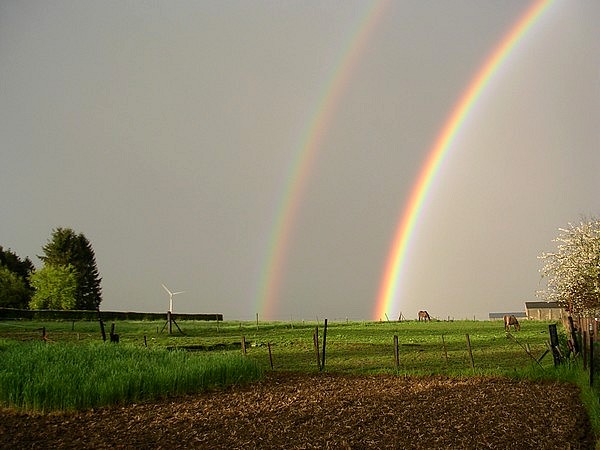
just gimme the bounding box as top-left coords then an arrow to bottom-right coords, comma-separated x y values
256,0 -> 554,320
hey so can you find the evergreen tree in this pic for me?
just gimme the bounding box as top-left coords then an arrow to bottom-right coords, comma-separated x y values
0,246 -> 34,308
39,228 -> 103,310
0,266 -> 31,308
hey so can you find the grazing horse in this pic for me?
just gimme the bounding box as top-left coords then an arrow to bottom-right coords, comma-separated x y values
504,315 -> 520,331
418,310 -> 431,322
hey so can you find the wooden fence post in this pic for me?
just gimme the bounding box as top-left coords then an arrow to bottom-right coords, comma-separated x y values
99,319 -> 106,342
441,334 -> 448,365
465,334 -> 475,369
567,316 -> 580,355
549,324 -> 562,366
313,327 -> 321,371
590,333 -> 594,387
394,335 -> 399,368
110,323 -> 119,343
97,308 -> 106,342
583,330 -> 588,370
241,336 -> 246,355
321,319 -> 328,371
268,342 -> 274,370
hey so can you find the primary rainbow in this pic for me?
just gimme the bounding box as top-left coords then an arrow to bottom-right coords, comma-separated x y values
256,0 -> 390,319
373,0 -> 554,320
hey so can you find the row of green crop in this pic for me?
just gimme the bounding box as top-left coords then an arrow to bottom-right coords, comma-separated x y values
0,340 -> 262,412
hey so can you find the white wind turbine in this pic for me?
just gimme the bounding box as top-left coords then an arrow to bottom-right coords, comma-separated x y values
162,283 -> 185,313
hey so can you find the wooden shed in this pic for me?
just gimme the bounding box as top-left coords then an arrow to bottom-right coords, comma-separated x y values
525,301 -> 565,320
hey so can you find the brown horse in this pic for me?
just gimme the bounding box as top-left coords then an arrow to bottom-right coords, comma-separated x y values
418,310 -> 431,322
504,315 -> 520,331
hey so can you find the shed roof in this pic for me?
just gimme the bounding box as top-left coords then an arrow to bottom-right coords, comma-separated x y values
525,301 -> 562,309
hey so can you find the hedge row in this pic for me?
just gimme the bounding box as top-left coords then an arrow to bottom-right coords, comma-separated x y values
0,308 -> 222,322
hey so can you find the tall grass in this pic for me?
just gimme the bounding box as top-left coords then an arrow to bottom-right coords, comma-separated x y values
556,362 -> 600,439
0,341 -> 262,411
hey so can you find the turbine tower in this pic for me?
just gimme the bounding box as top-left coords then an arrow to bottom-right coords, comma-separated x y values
162,283 -> 184,313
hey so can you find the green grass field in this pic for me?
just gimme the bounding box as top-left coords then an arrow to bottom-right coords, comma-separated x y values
0,318 -> 563,375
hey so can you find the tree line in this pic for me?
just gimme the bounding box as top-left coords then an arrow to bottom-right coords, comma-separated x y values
0,228 -> 102,310
2,218 -> 599,315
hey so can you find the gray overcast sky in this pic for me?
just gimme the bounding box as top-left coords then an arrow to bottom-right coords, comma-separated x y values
1,1 -> 599,321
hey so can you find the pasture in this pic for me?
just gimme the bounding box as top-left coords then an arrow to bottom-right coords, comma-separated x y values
0,317 -> 559,375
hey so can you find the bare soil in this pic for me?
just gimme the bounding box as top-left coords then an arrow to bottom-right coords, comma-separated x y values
0,372 -> 594,449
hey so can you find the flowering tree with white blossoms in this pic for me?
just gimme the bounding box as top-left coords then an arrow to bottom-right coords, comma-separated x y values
538,218 -> 600,315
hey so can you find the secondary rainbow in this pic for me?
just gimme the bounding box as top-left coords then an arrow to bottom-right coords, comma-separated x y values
373,0 -> 554,320
256,0 -> 390,320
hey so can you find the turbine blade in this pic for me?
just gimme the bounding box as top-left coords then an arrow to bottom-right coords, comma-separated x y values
162,284 -> 172,295
172,291 -> 185,295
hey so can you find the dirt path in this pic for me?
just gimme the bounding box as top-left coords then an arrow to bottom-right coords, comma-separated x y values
0,373 -> 594,449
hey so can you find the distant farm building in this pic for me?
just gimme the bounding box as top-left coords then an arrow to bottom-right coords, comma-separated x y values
488,311 -> 527,321
525,301 -> 565,320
